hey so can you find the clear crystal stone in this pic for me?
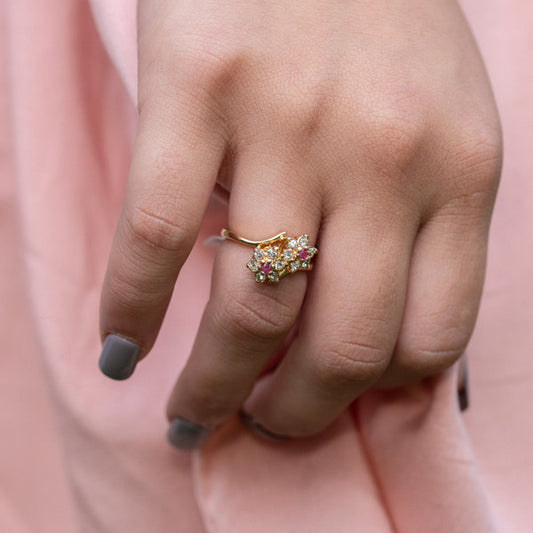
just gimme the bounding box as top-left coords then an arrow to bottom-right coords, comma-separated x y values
301,260 -> 310,269
282,250 -> 293,261
248,259 -> 260,272
254,248 -> 264,260
298,235 -> 309,247
288,238 -> 298,249
255,271 -> 266,283
289,260 -> 300,272
308,247 -> 317,257
274,260 -> 285,271
267,248 -> 278,260
268,272 -> 279,282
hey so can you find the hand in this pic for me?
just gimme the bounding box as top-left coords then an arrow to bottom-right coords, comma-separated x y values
98,0 -> 501,446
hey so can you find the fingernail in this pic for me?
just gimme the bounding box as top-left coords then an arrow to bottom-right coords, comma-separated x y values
458,379 -> 469,411
167,417 -> 212,450
98,334 -> 140,380
457,355 -> 469,412
239,411 -> 290,441
457,388 -> 468,411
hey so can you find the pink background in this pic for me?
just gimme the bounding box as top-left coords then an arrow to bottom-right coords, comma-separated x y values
1,0 -> 531,531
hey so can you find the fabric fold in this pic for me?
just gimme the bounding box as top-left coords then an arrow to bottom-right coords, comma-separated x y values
1,0 -> 532,531
192,367 -> 499,533
356,368 -> 500,532
194,413 -> 394,533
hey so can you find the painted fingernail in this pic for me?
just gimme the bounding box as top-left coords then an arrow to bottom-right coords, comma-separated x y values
98,334 -> 140,380
457,355 -> 469,412
167,417 -> 212,450
458,378 -> 469,412
458,386 -> 469,411
239,411 -> 290,441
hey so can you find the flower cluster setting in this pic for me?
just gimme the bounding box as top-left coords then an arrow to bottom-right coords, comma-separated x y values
246,234 -> 317,283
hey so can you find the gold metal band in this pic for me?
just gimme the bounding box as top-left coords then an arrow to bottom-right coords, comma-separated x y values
220,229 -> 287,247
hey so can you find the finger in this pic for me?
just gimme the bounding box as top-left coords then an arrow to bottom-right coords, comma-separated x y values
165,145 -> 321,448
242,205 -> 416,438
457,354 -> 469,412
99,93 -> 226,380
377,205 -> 491,388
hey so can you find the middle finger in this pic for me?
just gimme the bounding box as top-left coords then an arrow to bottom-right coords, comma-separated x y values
165,144 -> 320,447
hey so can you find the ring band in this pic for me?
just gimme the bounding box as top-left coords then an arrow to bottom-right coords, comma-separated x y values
220,228 -> 318,283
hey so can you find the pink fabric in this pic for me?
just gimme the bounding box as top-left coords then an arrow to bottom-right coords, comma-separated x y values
1,0 -> 531,531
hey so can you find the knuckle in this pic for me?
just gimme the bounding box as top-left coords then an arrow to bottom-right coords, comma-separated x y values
124,203 -> 194,255
262,83 -> 329,137
454,125 -> 503,189
192,46 -> 244,91
313,338 -> 389,387
172,35 -> 248,95
213,289 -> 298,343
141,32 -> 245,120
439,125 -> 503,213
398,343 -> 465,378
364,107 -> 425,172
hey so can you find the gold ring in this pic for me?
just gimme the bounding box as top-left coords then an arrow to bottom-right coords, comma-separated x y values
220,229 -> 318,283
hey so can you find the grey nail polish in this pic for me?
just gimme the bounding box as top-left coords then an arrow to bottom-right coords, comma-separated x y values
458,385 -> 469,412
98,334 -> 140,380
457,354 -> 470,412
239,411 -> 290,441
167,418 -> 212,450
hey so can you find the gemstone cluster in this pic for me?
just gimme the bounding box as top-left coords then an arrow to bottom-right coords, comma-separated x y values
247,234 -> 317,283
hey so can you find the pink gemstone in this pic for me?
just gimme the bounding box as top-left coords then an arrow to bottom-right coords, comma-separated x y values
261,262 -> 273,274
299,249 -> 309,260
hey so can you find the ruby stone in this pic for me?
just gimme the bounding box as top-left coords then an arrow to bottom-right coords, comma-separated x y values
299,249 -> 309,260
261,262 -> 273,274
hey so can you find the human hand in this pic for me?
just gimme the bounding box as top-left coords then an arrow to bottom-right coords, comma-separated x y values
98,0 -> 501,447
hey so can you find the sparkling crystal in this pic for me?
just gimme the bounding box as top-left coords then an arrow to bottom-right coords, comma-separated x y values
299,248 -> 309,260
274,260 -> 285,271
261,262 -> 273,274
268,272 -> 279,282
301,260 -> 310,269
282,250 -> 293,261
308,247 -> 317,257
254,248 -> 264,260
289,260 -> 300,272
298,235 -> 309,247
248,259 -> 260,272
267,248 -> 278,260
255,271 -> 266,283
288,238 -> 298,249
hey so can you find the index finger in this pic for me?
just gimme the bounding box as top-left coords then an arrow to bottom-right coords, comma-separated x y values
98,93 -> 226,380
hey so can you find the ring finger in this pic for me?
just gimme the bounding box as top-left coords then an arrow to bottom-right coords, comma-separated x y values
242,202 -> 417,438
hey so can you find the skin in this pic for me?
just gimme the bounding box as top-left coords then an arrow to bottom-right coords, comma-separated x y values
100,0 -> 502,438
